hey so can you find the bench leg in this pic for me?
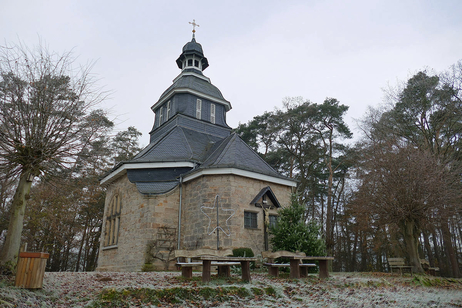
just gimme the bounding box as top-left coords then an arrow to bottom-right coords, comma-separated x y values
268,267 -> 279,277
202,260 -> 211,282
318,260 -> 329,278
218,265 -> 231,277
241,261 -> 251,282
182,267 -> 193,278
290,259 -> 300,279
300,266 -> 308,278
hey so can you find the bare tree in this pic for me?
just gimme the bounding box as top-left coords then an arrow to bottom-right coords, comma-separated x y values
352,141 -> 461,273
0,41 -> 111,266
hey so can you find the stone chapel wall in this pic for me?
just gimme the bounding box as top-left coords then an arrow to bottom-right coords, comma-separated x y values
97,175 -> 179,272
181,174 -> 292,257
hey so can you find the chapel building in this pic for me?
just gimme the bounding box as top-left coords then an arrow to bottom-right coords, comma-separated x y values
96,31 -> 297,271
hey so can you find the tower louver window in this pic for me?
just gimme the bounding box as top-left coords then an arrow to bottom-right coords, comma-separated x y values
211,103 -> 216,124
196,99 -> 202,119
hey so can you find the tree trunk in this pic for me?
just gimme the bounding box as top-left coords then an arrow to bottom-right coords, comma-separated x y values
441,221 -> 460,277
401,220 -> 423,273
325,135 -> 334,256
431,229 -> 443,273
351,226 -> 359,272
422,230 -> 435,266
358,231 -> 367,271
86,225 -> 101,271
0,170 -> 33,265
75,220 -> 88,272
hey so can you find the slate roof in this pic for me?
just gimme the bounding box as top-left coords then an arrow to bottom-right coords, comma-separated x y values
176,38 -> 209,70
135,181 -> 178,195
157,74 -> 227,104
194,133 -> 289,180
182,38 -> 204,54
133,125 -> 224,163
102,38 -> 296,194
115,129 -> 291,194
249,186 -> 281,208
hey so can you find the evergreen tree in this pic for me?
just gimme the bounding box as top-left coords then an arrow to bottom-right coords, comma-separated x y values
270,195 -> 325,256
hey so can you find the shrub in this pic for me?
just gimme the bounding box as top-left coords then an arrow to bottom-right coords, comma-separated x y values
232,248 -> 255,269
232,248 -> 254,258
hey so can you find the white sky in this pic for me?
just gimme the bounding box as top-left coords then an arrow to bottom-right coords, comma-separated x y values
1,0 -> 462,146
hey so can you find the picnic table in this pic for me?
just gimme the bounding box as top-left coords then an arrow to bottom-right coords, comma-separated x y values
262,251 -> 334,279
287,256 -> 334,279
175,249 -> 256,282
199,256 -> 257,282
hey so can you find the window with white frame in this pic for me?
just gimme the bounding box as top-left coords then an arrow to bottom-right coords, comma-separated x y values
159,107 -> 163,124
210,103 -> 216,124
196,99 -> 202,119
244,211 -> 258,229
104,194 -> 122,247
166,101 -> 171,120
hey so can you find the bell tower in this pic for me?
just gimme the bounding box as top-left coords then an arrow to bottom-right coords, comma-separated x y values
149,21 -> 232,141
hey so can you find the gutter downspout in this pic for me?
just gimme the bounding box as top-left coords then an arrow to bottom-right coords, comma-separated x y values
177,175 -> 183,250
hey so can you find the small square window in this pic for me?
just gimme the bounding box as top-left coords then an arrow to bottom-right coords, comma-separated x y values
244,211 -> 258,229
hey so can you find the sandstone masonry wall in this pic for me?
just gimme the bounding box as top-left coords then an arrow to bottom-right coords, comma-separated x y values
97,176 -> 179,272
180,174 -> 292,257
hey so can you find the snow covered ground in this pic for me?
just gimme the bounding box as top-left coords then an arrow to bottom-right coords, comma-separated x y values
1,271 -> 462,307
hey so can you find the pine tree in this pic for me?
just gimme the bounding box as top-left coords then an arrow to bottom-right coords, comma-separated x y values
270,195 -> 325,256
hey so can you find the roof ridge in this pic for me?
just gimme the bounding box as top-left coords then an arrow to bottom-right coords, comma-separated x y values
209,133 -> 237,165
200,133 -> 234,166
215,133 -> 240,162
136,127 -> 191,160
133,128 -> 176,160
179,127 -> 194,160
232,133 -> 283,175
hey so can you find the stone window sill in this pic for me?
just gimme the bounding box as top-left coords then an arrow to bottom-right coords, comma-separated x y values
102,245 -> 118,250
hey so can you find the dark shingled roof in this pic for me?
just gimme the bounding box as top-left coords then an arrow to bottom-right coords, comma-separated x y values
102,38 -> 295,194
249,186 -> 281,208
121,130 -> 291,194
133,126 -> 223,163
157,74 -> 227,104
182,38 -> 204,55
176,38 -> 209,70
196,133 -> 288,180
135,181 -> 178,195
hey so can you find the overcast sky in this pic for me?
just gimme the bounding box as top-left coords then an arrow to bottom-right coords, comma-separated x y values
2,0 -> 461,146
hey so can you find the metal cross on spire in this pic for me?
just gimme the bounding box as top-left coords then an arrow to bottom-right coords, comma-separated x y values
189,19 -> 199,39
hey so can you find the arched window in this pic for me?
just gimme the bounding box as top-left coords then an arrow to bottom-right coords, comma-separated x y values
104,194 -> 122,247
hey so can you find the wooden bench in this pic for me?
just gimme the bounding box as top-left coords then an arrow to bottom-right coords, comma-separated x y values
388,257 -> 413,276
174,248 -> 239,278
261,251 -> 316,278
421,259 -> 439,276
